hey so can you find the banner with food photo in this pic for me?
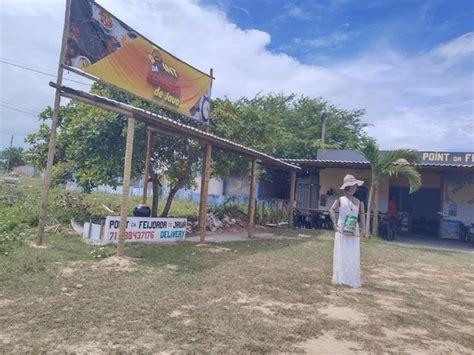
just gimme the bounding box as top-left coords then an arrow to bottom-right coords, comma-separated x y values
64,0 -> 212,123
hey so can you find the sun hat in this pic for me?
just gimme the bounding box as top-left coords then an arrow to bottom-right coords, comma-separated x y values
340,174 -> 364,189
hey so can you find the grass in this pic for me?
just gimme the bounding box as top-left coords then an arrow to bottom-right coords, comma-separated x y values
1,176 -> 473,353
1,229 -> 473,353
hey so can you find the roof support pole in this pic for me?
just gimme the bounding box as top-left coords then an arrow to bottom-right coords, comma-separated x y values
141,129 -> 153,205
36,0 -> 71,246
247,159 -> 257,238
117,115 -> 135,257
288,171 -> 296,228
198,143 -> 212,244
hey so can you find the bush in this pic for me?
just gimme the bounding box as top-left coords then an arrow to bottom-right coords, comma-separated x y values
209,197 -> 247,219
50,191 -> 93,224
90,246 -> 108,259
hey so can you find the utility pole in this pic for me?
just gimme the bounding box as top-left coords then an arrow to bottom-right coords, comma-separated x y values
320,111 -> 327,144
6,135 -> 13,172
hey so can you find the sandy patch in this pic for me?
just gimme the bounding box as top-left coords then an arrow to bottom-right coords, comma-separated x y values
60,267 -> 75,276
318,305 -> 368,324
234,292 -> 309,316
0,298 -> 14,307
93,256 -> 136,272
170,310 -> 185,318
243,305 -> 275,315
374,295 -> 409,313
182,318 -> 193,326
380,280 -> 405,288
164,264 -> 179,271
382,327 -> 428,339
403,270 -> 431,278
296,331 -> 367,354
27,241 -> 48,249
62,341 -> 104,354
206,247 -> 231,253
394,339 -> 474,354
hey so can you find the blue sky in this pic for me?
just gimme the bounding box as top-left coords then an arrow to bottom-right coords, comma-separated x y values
0,0 -> 473,151
203,0 -> 474,64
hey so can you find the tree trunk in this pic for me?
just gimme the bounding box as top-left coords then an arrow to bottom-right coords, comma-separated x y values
365,182 -> 374,237
373,182 -> 380,236
160,150 -> 197,218
161,185 -> 179,217
151,173 -> 160,217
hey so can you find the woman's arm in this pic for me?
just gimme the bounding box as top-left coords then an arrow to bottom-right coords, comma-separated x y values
329,198 -> 340,232
359,201 -> 366,237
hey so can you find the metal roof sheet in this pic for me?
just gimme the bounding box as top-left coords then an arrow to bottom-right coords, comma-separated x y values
50,82 -> 300,171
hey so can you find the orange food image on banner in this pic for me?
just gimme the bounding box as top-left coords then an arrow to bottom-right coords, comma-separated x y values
84,38 -> 210,114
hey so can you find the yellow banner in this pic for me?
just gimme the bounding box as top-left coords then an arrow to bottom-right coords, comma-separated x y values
64,0 -> 212,122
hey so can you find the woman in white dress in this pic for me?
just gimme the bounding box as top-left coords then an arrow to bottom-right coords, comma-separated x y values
329,174 -> 366,288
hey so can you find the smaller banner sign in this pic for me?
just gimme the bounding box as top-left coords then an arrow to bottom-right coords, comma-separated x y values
103,216 -> 187,244
419,152 -> 474,165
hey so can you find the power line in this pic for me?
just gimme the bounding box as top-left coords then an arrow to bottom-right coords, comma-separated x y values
0,100 -> 40,113
0,58 -> 92,86
0,103 -> 39,117
0,130 -> 32,137
0,100 -> 40,115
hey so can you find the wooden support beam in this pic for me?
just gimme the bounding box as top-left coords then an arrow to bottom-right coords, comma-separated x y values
439,172 -> 446,238
198,144 -> 212,243
247,159 -> 257,238
288,171 -> 296,228
141,129 -> 153,205
36,0 -> 71,246
307,173 -> 313,210
117,116 -> 136,257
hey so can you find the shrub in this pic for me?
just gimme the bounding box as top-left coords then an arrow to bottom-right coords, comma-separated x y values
90,246 -> 108,259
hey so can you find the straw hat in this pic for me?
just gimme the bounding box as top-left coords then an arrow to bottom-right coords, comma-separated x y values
340,174 -> 364,189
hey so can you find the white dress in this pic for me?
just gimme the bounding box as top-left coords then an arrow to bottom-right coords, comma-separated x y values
332,196 -> 361,288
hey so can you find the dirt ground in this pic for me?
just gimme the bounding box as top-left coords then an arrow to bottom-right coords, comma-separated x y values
1,229 -> 473,353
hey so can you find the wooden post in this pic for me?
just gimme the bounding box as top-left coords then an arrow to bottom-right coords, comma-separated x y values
439,172 -> 445,238
247,159 -> 257,238
288,171 -> 296,228
36,0 -> 71,246
198,144 -> 212,243
141,129 -> 153,205
307,173 -> 312,209
117,116 -> 136,257
306,173 -> 312,225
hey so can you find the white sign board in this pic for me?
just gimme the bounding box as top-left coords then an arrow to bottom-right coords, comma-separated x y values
102,216 -> 187,245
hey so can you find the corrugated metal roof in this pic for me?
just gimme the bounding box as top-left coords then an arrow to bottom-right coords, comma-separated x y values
51,83 -> 300,171
283,149 -> 474,169
317,149 -> 367,162
282,159 -> 473,169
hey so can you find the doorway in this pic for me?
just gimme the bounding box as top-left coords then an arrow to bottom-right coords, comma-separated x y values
389,186 -> 441,237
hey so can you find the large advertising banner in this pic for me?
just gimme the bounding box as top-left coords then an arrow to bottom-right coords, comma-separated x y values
102,216 -> 187,245
64,0 -> 212,123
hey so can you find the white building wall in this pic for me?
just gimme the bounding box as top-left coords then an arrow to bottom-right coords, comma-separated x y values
194,177 -> 222,195
442,173 -> 474,225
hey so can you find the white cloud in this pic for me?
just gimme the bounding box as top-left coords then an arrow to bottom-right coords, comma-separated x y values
287,6 -> 312,20
308,31 -> 353,49
0,0 -> 472,152
434,32 -> 474,60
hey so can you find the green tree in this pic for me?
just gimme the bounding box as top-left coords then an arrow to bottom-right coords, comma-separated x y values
26,87 -> 369,218
0,147 -> 25,170
210,94 -> 368,178
25,83 -> 202,217
360,139 -> 421,236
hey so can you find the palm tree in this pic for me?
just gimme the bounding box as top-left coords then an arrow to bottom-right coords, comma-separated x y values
360,139 -> 421,237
